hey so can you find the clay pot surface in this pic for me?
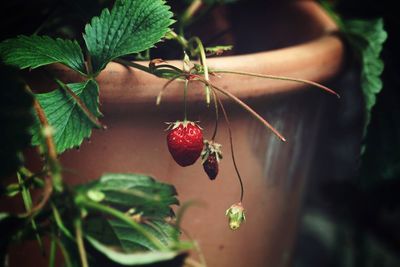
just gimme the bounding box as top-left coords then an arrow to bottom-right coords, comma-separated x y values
8,1 -> 345,267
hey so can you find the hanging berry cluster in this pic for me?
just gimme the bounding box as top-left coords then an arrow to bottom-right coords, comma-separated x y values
154,44 -> 339,231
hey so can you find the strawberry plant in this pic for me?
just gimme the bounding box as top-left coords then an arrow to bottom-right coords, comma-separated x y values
0,0 -> 339,266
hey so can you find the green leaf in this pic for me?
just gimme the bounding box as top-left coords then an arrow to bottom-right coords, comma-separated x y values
0,65 -> 34,179
31,80 -> 101,153
86,218 -> 179,251
86,236 -> 183,266
77,173 -> 178,218
342,18 -> 387,136
78,174 -> 181,255
83,0 -> 174,73
106,219 -> 178,251
0,35 -> 86,75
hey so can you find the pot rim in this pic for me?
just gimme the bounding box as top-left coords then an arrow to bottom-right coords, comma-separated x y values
50,1 -> 344,106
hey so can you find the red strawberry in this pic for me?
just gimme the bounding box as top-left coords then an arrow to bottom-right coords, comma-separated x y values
166,121 -> 203,167
201,140 -> 223,180
203,154 -> 218,180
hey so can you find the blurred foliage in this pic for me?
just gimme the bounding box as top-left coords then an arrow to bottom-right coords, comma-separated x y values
296,1 -> 400,267
342,19 -> 387,138
322,2 -> 387,139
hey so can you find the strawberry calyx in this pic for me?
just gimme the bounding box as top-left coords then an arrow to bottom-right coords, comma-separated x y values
165,120 -> 202,131
201,139 -> 222,164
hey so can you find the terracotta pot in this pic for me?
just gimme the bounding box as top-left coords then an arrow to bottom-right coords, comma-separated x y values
9,1 -> 345,267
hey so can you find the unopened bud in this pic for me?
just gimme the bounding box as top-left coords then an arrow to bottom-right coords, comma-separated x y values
225,202 -> 245,230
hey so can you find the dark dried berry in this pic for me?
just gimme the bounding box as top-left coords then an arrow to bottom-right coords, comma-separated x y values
203,154 -> 219,180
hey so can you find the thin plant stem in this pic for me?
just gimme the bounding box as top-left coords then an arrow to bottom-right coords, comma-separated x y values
156,74 -> 185,105
49,234 -> 56,267
113,58 -> 153,74
181,0 -> 203,27
32,98 -> 58,161
210,90 -> 219,141
114,58 -> 183,78
195,78 -> 286,142
184,79 -> 189,121
51,203 -> 74,240
75,219 -> 89,267
214,91 -> 244,202
190,37 -> 211,105
20,177 -> 53,218
55,79 -> 105,129
85,49 -> 93,77
167,31 -> 189,49
18,167 -> 45,188
211,69 -> 340,98
57,239 -> 73,267
17,172 -> 44,254
30,85 -> 63,191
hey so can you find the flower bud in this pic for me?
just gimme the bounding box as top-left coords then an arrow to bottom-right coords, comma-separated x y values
225,202 -> 245,230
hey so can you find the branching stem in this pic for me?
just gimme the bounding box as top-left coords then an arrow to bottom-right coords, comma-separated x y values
17,172 -> 44,254
30,87 -> 63,191
195,79 -> 286,142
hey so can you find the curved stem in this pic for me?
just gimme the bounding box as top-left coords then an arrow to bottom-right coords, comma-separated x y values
51,203 -> 74,240
29,85 -> 63,191
153,64 -> 184,74
156,74 -> 185,105
57,238 -> 73,267
190,37 -> 211,105
210,91 -> 219,141
181,0 -> 203,27
75,219 -> 89,267
195,78 -> 286,142
113,58 -> 153,74
32,98 -> 59,161
211,70 -> 340,98
213,91 -> 244,202
166,31 -> 189,49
